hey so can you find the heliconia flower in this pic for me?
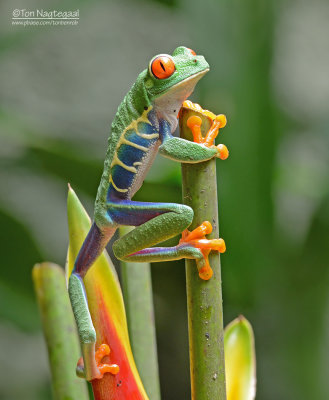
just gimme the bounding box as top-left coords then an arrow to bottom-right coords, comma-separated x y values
66,186 -> 149,400
224,316 -> 256,400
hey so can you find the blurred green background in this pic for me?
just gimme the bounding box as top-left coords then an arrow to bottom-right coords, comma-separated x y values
1,0 -> 329,399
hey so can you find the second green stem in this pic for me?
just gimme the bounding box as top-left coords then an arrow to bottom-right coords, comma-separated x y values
180,108 -> 227,400
120,226 -> 161,400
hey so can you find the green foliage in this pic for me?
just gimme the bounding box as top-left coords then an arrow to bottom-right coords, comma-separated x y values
32,263 -> 89,400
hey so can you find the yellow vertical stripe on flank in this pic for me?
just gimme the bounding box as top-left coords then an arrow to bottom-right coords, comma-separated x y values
112,153 -> 138,173
109,175 -> 128,193
110,107 -> 154,173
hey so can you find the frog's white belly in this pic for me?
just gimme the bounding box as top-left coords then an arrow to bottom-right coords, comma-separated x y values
128,140 -> 160,198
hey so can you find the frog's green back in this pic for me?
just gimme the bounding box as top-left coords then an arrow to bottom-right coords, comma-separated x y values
95,70 -> 150,208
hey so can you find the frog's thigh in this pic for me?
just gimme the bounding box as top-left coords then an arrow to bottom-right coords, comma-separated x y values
107,200 -> 193,258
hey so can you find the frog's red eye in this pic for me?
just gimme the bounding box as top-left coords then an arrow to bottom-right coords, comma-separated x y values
187,48 -> 196,56
151,56 -> 175,79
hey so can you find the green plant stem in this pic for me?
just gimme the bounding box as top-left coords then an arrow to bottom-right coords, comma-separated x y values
32,262 -> 89,400
180,108 -> 226,400
120,226 -> 161,400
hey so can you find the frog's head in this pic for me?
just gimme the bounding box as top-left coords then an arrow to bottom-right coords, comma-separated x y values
141,46 -> 209,126
145,46 -> 209,99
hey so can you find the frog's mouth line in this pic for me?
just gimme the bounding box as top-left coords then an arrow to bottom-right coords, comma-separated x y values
158,68 -> 210,95
158,68 -> 210,101
175,68 -> 210,87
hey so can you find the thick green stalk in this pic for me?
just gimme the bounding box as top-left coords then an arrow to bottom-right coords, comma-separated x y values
119,226 -> 161,400
32,262 -> 89,400
180,108 -> 226,400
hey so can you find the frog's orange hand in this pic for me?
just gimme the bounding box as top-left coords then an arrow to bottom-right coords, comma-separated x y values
179,221 -> 226,280
183,100 -> 229,160
76,344 -> 119,380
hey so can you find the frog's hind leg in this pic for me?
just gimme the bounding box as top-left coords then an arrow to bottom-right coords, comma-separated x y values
69,223 -> 119,380
108,200 -> 225,279
73,222 -> 114,277
108,200 -> 193,250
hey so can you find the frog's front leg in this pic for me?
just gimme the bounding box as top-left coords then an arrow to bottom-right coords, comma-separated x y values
158,109 -> 228,163
108,200 -> 225,280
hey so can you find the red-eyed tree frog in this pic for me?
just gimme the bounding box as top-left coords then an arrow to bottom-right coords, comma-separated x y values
69,46 -> 228,381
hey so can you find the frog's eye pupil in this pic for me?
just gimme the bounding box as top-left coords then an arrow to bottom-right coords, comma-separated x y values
187,48 -> 197,56
151,56 -> 175,79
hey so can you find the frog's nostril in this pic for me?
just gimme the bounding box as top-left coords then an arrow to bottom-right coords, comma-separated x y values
194,59 -> 197,63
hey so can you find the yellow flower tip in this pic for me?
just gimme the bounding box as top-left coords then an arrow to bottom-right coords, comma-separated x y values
224,315 -> 256,400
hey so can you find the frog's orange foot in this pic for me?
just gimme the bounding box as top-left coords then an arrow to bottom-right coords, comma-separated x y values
95,344 -> 119,377
183,100 -> 216,119
183,100 -> 227,150
179,221 -> 226,280
187,113 -> 227,148
77,344 -> 119,380
217,143 -> 229,160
